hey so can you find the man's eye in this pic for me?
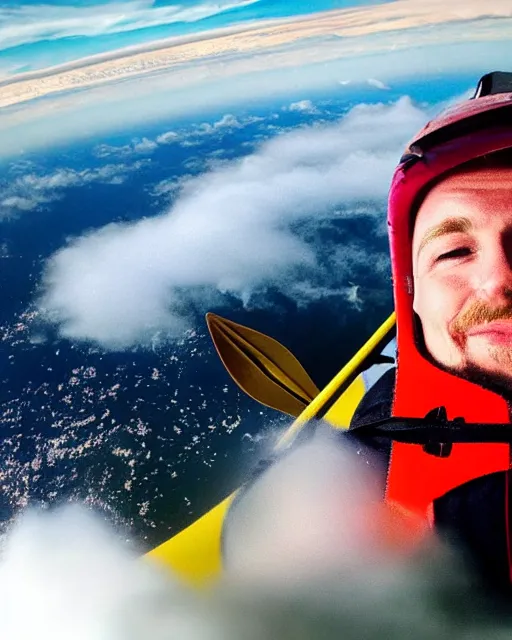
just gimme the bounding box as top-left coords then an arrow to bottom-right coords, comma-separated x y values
436,247 -> 471,262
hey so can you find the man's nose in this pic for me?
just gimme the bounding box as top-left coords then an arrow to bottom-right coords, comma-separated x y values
476,243 -> 512,302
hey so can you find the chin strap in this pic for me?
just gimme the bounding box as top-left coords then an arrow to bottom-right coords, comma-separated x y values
349,406 -> 512,458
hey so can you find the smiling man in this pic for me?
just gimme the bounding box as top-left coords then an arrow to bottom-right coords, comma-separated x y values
345,72 -> 512,593
413,161 -> 512,396
224,72 -> 512,595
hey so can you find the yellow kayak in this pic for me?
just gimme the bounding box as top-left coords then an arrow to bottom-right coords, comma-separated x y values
146,312 -> 396,585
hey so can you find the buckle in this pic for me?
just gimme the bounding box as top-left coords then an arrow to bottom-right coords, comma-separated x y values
422,406 -> 455,458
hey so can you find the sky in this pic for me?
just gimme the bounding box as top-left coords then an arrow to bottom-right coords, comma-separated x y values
0,0 -> 510,161
0,0 -> 383,75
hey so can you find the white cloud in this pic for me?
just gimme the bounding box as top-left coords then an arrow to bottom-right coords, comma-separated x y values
132,137 -> 158,153
214,114 -> 245,128
94,137 -> 158,158
181,139 -> 204,148
156,131 -> 179,145
2,196 -> 46,217
345,283 -> 363,311
288,282 -> 366,312
367,78 -> 390,90
149,174 -> 199,201
196,114 -> 257,136
0,0 -> 261,52
150,178 -> 181,198
339,79 -> 390,90
0,505 -> 198,639
0,161 -> 149,219
94,115 -> 253,159
201,114 -> 243,132
38,96 -> 427,349
220,113 -> 240,125
287,100 -> 318,114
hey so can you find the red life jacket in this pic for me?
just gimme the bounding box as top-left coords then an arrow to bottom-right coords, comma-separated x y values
386,75 -> 512,525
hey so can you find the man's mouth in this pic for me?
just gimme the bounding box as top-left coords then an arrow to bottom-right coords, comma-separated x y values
466,321 -> 512,344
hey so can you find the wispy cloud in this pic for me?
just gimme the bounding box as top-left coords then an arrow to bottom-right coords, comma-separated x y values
339,79 -> 391,91
288,282 -> 365,312
198,114 -> 243,133
155,131 -> 180,145
149,178 -> 183,199
0,161 -> 149,219
94,113 -> 266,159
93,137 -> 158,159
367,78 -> 390,90
38,97 -> 427,349
193,114 -> 266,138
286,100 -> 319,115
0,0 -> 260,52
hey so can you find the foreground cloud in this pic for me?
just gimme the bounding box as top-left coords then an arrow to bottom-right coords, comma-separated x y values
38,97 -> 427,349
0,436 -> 508,640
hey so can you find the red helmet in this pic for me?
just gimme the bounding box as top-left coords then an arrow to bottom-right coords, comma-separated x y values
385,72 -> 512,513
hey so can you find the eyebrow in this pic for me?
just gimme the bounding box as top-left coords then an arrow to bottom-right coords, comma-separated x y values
417,216 -> 473,256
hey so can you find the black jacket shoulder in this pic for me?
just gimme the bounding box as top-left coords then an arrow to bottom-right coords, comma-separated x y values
346,366 -> 396,463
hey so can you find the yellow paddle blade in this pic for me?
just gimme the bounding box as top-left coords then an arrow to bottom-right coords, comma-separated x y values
206,313 -> 320,417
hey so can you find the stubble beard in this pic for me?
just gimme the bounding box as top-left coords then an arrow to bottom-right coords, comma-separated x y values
415,313 -> 512,402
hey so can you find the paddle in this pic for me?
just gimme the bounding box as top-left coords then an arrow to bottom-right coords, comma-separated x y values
206,313 -> 320,417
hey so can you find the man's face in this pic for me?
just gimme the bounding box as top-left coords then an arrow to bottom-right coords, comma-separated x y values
412,166 -> 512,389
